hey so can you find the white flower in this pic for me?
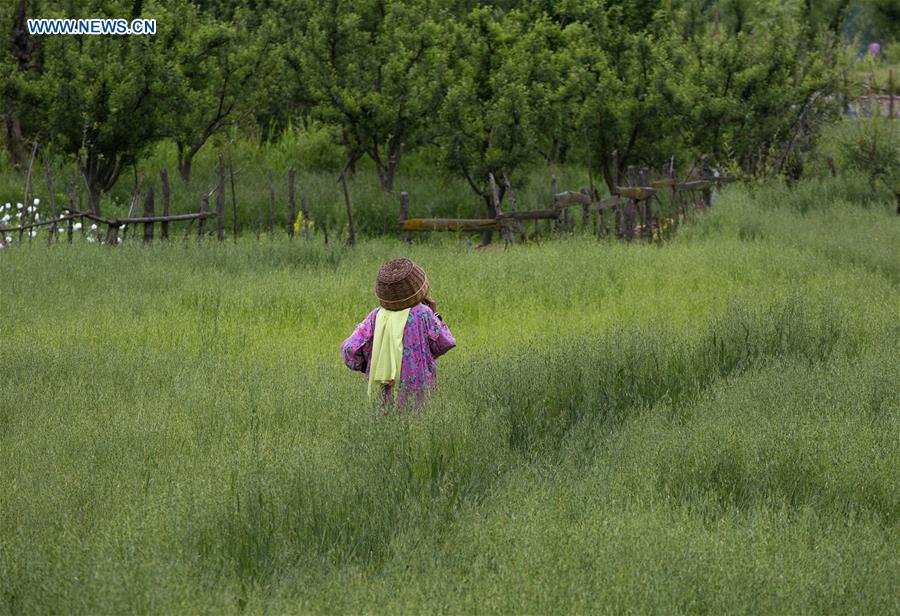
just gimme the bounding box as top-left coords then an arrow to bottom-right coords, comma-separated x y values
33,198 -> 40,206
90,223 -> 98,230
26,206 -> 33,213
73,222 -> 82,231
57,227 -> 65,233
1,214 -> 8,222
16,212 -> 22,219
4,203 -> 10,209
34,213 -> 39,220
4,235 -> 11,242
86,236 -> 95,243
16,203 -> 23,210
64,210 -> 70,215
29,230 -> 37,237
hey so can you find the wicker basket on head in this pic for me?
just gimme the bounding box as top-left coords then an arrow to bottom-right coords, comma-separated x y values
375,258 -> 429,310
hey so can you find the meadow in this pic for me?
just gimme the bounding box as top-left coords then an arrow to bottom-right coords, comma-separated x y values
0,175 -> 898,614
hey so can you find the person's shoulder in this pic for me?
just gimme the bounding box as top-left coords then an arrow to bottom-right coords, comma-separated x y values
410,303 -> 434,318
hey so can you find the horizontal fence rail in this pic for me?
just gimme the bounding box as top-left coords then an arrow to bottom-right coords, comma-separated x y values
398,152 -> 739,245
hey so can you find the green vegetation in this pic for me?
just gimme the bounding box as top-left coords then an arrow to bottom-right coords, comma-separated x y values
1,178 -> 897,613
0,0 -> 875,215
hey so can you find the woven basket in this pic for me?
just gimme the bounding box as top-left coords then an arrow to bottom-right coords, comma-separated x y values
375,258 -> 429,310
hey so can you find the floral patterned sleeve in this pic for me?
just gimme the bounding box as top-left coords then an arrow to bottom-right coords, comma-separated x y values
423,307 -> 456,358
340,309 -> 377,373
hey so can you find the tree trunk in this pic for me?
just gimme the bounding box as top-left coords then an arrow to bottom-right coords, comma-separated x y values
375,138 -> 402,193
4,112 -> 26,168
176,142 -> 193,182
480,193 -> 497,246
376,157 -> 400,193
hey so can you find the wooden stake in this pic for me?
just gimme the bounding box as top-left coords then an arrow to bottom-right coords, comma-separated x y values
611,150 -> 622,238
268,185 -> 275,239
160,169 -> 170,241
229,154 -> 238,242
339,171 -> 356,246
42,146 -> 57,246
551,174 -> 558,233
21,141 -> 37,242
502,172 -> 527,243
399,191 -> 411,244
288,167 -> 296,240
67,187 -> 75,244
489,173 -> 513,246
197,194 -> 209,241
216,152 -> 226,241
106,223 -> 118,246
142,186 -> 155,244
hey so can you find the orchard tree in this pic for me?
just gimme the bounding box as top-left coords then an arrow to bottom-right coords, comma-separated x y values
572,7 -> 687,193
287,0 -> 445,192
0,0 -> 40,167
0,0 -> 180,212
166,4 -> 277,182
433,8 -> 547,211
676,0 -> 845,176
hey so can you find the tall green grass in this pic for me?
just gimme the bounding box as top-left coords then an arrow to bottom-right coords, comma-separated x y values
0,178 -> 897,613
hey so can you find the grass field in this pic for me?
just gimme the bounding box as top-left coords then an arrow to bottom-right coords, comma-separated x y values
1,177 -> 898,614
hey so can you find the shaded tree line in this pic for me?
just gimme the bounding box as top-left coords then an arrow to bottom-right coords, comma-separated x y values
0,0 -> 886,209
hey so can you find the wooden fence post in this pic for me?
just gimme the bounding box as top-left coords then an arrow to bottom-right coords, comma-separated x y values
489,173 -> 513,246
217,153 -> 226,241
42,146 -> 57,246
106,223 -> 118,246
700,154 -> 712,208
288,167 -> 296,240
639,167 -> 649,239
550,174 -> 558,233
581,188 -> 590,233
268,186 -> 276,239
229,155 -> 238,242
339,171 -> 356,246
503,173 -> 527,243
67,188 -> 75,243
668,157 -> 678,235
142,186 -> 155,244
160,169 -> 170,241
198,194 -> 209,240
255,198 -> 262,241
624,165 -> 636,241
612,150 -> 622,238
399,191 -> 411,244
21,142 -> 37,243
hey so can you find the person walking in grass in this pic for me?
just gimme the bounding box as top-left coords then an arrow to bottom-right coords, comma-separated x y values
341,258 -> 456,409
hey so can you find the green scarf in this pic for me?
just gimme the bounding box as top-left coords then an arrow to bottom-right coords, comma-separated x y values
368,307 -> 410,398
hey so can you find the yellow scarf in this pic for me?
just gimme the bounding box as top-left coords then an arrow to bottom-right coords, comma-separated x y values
368,307 -> 410,398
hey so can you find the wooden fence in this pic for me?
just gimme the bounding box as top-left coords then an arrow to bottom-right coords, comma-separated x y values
1,146 -> 736,249
399,153 -> 737,245
0,148 -> 315,247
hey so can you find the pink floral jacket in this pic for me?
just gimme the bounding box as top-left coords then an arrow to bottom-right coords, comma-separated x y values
340,303 -> 456,406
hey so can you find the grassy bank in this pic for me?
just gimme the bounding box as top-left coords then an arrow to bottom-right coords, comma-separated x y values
0,178 -> 897,613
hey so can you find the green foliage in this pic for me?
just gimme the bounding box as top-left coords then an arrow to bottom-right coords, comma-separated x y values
165,2 -> 279,182
836,117 -> 900,196
0,0 -> 182,209
286,0 -> 446,192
